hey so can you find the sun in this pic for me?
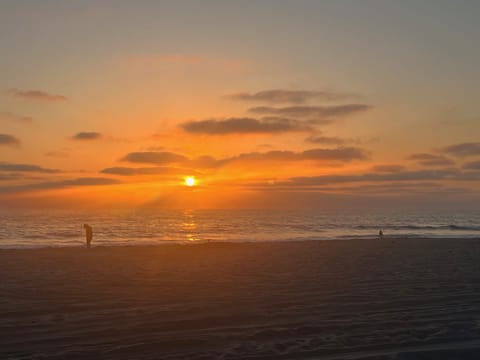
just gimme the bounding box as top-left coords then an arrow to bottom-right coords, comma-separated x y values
184,176 -> 196,187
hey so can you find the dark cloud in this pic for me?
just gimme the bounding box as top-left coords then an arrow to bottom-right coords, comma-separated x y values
305,135 -> 347,145
120,151 -> 188,165
408,153 -> 455,166
441,142 -> 480,157
0,162 -> 59,173
0,177 -> 119,194
225,147 -> 368,164
463,160 -> 480,170
0,134 -> 20,147
7,88 -> 68,102
117,146 -> 368,171
225,89 -> 356,104
72,132 -> 103,140
270,169 -> 461,188
45,149 -> 70,158
248,104 -> 372,123
370,165 -> 406,173
180,117 -> 311,134
101,166 -> 194,176
0,111 -> 33,123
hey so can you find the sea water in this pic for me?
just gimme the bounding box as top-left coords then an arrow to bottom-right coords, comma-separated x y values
0,209 -> 480,248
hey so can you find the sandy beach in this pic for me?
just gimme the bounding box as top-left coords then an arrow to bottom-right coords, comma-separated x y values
2,239 -> 480,359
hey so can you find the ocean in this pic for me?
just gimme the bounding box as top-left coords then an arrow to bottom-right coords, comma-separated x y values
1,209 -> 480,248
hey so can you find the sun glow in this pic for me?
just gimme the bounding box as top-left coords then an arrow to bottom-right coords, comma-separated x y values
184,176 -> 196,187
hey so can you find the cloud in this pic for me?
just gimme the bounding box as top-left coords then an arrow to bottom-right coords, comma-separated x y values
0,134 -> 20,147
463,160 -> 480,170
120,151 -> 188,165
408,153 -> 455,166
0,177 -> 119,194
370,164 -> 406,173
0,162 -> 59,173
45,148 -> 70,158
0,111 -> 33,124
180,117 -> 311,134
259,169 -> 462,189
224,147 -> 368,164
305,135 -> 348,145
248,104 -> 372,123
8,88 -> 68,102
441,142 -> 480,157
118,147 -> 368,170
71,132 -> 103,140
225,89 -> 356,104
100,166 -> 194,176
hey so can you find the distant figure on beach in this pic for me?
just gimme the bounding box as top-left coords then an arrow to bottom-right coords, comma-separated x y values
84,224 -> 93,248
379,230 -> 384,239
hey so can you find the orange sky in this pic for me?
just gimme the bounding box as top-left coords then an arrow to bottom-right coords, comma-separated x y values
1,1 -> 480,209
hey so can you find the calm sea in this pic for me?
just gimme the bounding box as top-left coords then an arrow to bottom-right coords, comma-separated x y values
1,209 -> 480,248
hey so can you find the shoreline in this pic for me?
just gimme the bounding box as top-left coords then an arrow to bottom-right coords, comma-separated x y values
1,235 -> 480,251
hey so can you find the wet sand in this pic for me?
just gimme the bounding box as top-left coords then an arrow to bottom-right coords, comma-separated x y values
2,238 -> 480,359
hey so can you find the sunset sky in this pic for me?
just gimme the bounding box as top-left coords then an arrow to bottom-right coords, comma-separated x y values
1,0 -> 480,209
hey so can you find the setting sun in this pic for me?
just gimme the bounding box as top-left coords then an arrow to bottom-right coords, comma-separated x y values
184,176 -> 196,187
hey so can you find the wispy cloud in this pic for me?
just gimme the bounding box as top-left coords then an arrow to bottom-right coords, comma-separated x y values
7,88 -> 68,102
101,166 -> 199,176
441,142 -> 480,157
0,177 -> 119,194
225,89 -> 356,104
0,162 -> 59,173
463,160 -> 480,170
370,164 -> 406,173
0,134 -> 20,147
259,169 -> 463,189
0,111 -> 33,124
248,104 -> 372,124
305,135 -> 349,145
407,153 -> 455,166
71,132 -> 103,141
120,151 -> 188,165
119,147 -> 368,168
180,117 -> 311,135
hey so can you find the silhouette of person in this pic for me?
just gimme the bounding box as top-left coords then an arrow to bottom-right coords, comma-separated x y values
379,230 -> 384,239
84,224 -> 93,248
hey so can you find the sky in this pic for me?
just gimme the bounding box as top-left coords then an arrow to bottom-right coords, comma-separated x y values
1,0 -> 480,209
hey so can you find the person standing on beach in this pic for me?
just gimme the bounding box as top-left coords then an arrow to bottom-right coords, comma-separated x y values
379,230 -> 384,239
84,224 -> 93,248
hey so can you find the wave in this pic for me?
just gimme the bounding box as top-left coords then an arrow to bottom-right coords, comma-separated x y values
353,224 -> 480,231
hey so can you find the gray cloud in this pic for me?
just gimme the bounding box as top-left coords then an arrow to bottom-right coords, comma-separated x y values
0,177 -> 119,194
121,151 -> 188,165
181,117 -> 311,134
8,88 -> 68,102
0,111 -> 33,124
0,134 -> 20,147
248,104 -> 372,123
305,135 -> 347,145
408,153 -> 455,166
370,164 -> 406,173
225,147 -> 368,164
101,166 -> 196,176
0,162 -> 59,173
226,89 -> 356,104
119,146 -> 368,170
268,169 -> 462,188
463,160 -> 480,170
442,142 -> 480,157
72,132 -> 103,140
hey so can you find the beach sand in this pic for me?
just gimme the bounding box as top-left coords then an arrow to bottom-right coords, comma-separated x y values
2,239 -> 480,359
